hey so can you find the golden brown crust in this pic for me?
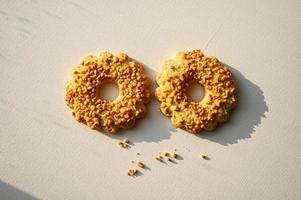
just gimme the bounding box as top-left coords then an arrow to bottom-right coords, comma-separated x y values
65,52 -> 151,133
155,50 -> 237,133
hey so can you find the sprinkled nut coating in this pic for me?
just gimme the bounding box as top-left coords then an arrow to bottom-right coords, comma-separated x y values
65,52 -> 151,133
155,50 -> 237,133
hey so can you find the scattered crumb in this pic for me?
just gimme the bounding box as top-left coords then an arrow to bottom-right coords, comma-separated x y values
155,149 -> 180,162
136,161 -> 144,168
155,154 -> 162,161
127,169 -> 138,176
136,152 -> 140,155
163,152 -> 170,157
170,151 -> 177,158
163,149 -> 178,158
117,139 -> 129,148
200,153 -> 207,159
124,148 -> 184,176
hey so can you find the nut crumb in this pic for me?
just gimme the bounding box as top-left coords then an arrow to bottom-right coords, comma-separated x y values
163,152 -> 170,157
117,139 -> 129,148
200,153 -> 207,159
136,161 -> 144,168
163,150 -> 178,158
171,151 -> 177,158
155,155 -> 162,161
127,169 -> 137,176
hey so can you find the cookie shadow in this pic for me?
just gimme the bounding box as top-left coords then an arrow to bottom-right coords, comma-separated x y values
100,63 -> 176,143
99,60 -> 268,146
194,63 -> 269,145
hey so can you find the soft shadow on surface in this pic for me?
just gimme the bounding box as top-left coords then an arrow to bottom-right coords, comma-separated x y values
99,61 -> 268,145
194,63 -> 269,145
101,64 -> 176,143
132,170 -> 144,177
0,180 -> 38,200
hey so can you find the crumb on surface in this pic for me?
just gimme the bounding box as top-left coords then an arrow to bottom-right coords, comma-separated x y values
171,151 -> 177,158
200,153 -> 207,159
117,139 -> 129,148
163,150 -> 177,158
163,152 -> 170,157
155,154 -> 162,161
136,161 -> 144,168
127,168 -> 138,176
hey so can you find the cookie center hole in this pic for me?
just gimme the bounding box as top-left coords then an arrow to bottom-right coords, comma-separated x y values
97,82 -> 119,101
186,82 -> 205,102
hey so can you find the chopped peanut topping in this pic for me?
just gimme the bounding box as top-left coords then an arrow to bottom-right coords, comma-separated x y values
65,52 -> 151,133
155,50 -> 237,133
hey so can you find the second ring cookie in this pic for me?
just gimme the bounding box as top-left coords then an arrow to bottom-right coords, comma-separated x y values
155,50 -> 237,133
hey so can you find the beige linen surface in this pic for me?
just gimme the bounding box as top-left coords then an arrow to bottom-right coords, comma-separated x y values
0,0 -> 300,199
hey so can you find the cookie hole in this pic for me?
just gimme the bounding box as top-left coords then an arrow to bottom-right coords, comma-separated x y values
186,82 -> 204,102
96,82 -> 119,101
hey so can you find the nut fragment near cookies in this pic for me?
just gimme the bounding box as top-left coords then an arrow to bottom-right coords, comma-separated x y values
135,161 -> 144,168
170,151 -> 177,158
117,138 -> 130,148
167,149 -> 177,158
155,50 -> 237,133
155,149 -> 178,162
155,154 -> 162,161
65,52 -> 151,133
163,149 -> 177,158
163,152 -> 170,157
200,153 -> 209,160
127,169 -> 138,176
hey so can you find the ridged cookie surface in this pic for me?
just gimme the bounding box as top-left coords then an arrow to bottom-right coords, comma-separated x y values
65,52 -> 151,133
155,50 -> 237,133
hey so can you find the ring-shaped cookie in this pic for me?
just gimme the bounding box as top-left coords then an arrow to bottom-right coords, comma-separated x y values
65,52 -> 151,133
155,50 -> 237,133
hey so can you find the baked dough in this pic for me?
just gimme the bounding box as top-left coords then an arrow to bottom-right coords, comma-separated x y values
65,52 -> 151,133
155,50 -> 237,133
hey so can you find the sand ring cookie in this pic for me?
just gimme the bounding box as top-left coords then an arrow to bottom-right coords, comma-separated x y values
155,50 -> 237,133
65,52 -> 151,133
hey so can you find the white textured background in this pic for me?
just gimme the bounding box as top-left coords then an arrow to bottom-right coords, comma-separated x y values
0,0 -> 300,199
